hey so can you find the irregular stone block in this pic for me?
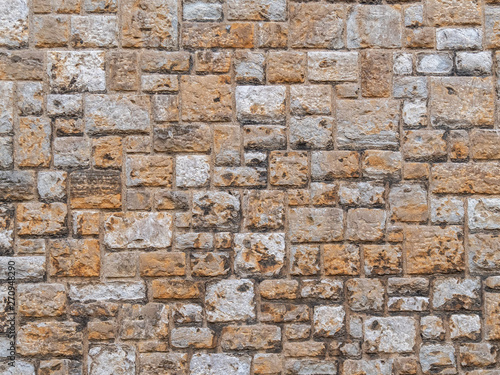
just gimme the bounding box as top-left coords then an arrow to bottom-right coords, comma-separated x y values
192,191 -> 240,231
324,243 -> 360,276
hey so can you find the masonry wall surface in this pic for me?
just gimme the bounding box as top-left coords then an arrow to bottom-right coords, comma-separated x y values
1,0 -> 500,374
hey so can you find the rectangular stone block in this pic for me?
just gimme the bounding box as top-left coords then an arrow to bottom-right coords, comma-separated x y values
17,322 -> 82,357
85,94 -> 150,134
122,0 -> 177,48
48,51 -> 106,93
431,163 -> 500,194
104,212 -> 173,249
0,171 -> 35,201
16,117 -> 51,168
70,170 -> 121,209
289,207 -> 343,243
308,52 -> 358,82
405,226 -> 465,274
290,3 -> 344,49
430,77 -> 495,128
49,239 -> 100,277
337,99 -> 400,149
181,75 -> 232,122
16,202 -> 67,236
236,86 -> 286,124
0,0 -> 29,48
126,155 -> 173,187
182,22 -> 254,48
347,5 -> 402,48
69,281 -> 146,302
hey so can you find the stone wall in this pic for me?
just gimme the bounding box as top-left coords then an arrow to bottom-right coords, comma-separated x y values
1,0 -> 500,374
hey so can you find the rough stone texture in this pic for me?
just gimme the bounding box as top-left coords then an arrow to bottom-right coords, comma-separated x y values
4,1 -> 500,370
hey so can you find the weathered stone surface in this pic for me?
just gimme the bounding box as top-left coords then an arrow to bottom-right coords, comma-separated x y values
313,305 -> 345,338
347,5 -> 402,48
346,279 -> 384,312
181,75 -> 232,122
389,184 -> 428,223
85,94 -> 150,134
308,52 -> 358,82
104,212 -> 172,249
205,279 -> 255,322
420,344 -> 456,374
154,124 -> 210,153
468,198 -> 500,230
364,244 -> 402,276
69,281 -> 146,302
289,207 -> 343,243
88,345 -> 135,375
0,256 -> 45,281
433,278 -> 481,310
270,151 -> 309,187
48,51 -> 105,93
243,190 -> 285,231
430,77 -> 495,128
176,155 -> 210,188
183,22 -> 254,48
343,359 -> 392,375
289,3 -> 344,49
17,202 -> 67,236
50,238 -> 100,277
70,170 -> 121,209
221,325 -> 281,350
54,136 -> 91,168
190,354 -> 251,375
0,171 -> 35,202
431,163 -> 500,194
234,233 -> 285,277
459,343 -> 497,368
17,322 -> 82,356
324,244 -> 360,276
346,208 -> 386,242
18,283 -> 66,317
71,15 -> 117,48
405,226 -> 465,274
16,117 -> 51,168
469,233 -> 500,274
337,99 -> 400,149
426,0 -> 481,26
0,0 -> 29,48
486,293 -> 500,340
126,155 -> 173,187
236,86 -> 286,124
184,2 -> 222,22
122,0 -> 177,48
364,317 -> 417,353
192,191 -> 240,231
